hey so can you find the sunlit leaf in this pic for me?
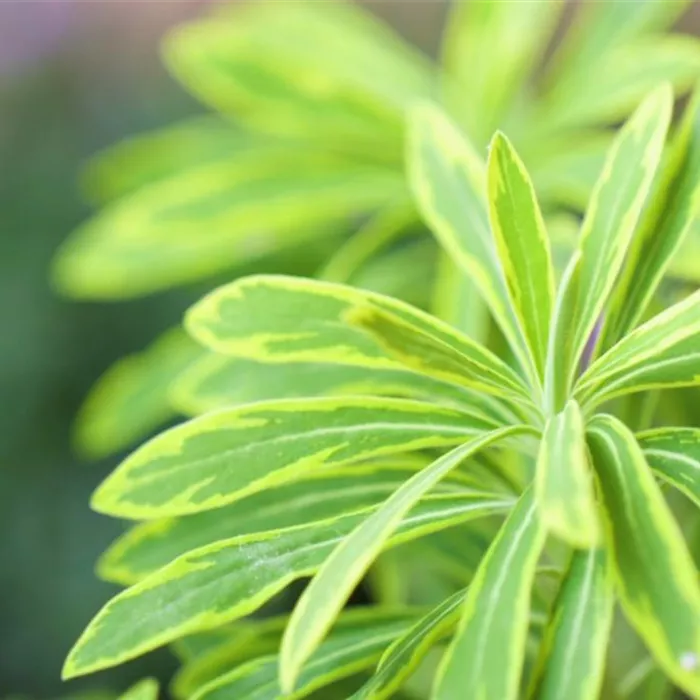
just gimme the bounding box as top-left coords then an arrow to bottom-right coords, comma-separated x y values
117,679 -> 158,700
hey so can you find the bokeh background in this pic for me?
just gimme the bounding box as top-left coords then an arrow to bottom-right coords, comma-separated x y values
3,1 -> 700,698
0,2 -> 448,697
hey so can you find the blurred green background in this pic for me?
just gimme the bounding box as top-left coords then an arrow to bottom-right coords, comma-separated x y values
0,2 -> 447,697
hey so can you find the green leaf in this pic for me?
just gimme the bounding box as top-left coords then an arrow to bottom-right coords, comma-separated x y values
547,85 -> 672,400
186,275 -> 531,403
117,679 -> 158,700
535,399 -> 599,548
528,550 -> 614,700
92,396 -> 498,520
638,427 -> 700,507
587,415 -> 700,697
75,328 -> 202,459
441,0 -> 562,145
164,1 -> 433,154
53,159 -> 402,299
353,589 -> 465,700
63,491 -> 510,678
576,288 -> 700,408
193,610 -> 416,700
172,354 -> 518,426
434,488 -> 546,700
407,104 -> 534,385
603,84 -> 700,346
98,460 -> 475,585
280,427 -> 527,691
81,117 -> 246,204
487,132 -> 555,379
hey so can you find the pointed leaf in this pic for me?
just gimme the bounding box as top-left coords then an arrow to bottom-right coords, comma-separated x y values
488,132 -> 555,379
117,679 -> 158,700
577,288 -> 700,408
186,275 -> 530,402
535,400 -> 600,547
529,549 -> 614,700
434,488 -> 546,700
604,84 -> 700,346
548,86 -> 672,393
280,427 -> 527,691
63,491 -> 511,678
587,415 -> 700,697
92,396 -> 497,520
98,460 -> 474,585
638,427 -> 700,507
407,104 -> 534,384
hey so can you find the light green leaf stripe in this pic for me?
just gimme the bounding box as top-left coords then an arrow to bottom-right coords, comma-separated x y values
117,679 -> 158,700
407,104 -> 534,386
280,426 -> 527,692
63,491 -> 511,679
434,488 -> 546,700
171,353 -> 520,426
551,85 -> 672,389
98,460 -> 474,585
587,415 -> 700,697
53,160 -> 401,299
535,400 -> 599,548
76,328 -> 203,459
576,288 -> 700,408
193,612 -> 417,700
353,589 -> 465,700
488,132 -> 555,380
528,549 -> 614,700
186,275 -> 531,402
604,84 -> 700,346
638,427 -> 700,507
92,396 -> 497,520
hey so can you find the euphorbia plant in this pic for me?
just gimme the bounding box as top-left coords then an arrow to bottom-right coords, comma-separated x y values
62,83 -> 700,699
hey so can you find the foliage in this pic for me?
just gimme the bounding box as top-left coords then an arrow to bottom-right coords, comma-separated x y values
53,1 -> 700,699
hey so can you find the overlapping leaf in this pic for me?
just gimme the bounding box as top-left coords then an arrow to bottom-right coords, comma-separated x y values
92,396 -> 497,520
528,550 -> 614,700
435,488 -> 545,700
186,275 -> 530,402
63,491 -> 510,678
587,415 -> 700,697
280,427 -> 527,691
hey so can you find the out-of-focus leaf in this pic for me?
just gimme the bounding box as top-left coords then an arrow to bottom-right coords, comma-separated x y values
487,132 -> 555,379
82,117 -> 245,204
604,84 -> 700,346
53,160 -> 402,299
194,611 -> 417,700
442,0 -> 562,145
91,396 -> 498,520
98,460 -> 474,585
528,550 -> 614,700
587,415 -> 700,697
535,400 -> 599,547
409,104 -> 536,385
435,488 -> 545,700
638,427 -> 700,507
576,289 -> 700,408
280,428 -> 525,691
117,679 -> 158,700
546,86 -> 672,407
186,275 -> 531,402
63,491 -> 510,679
75,328 -> 202,459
